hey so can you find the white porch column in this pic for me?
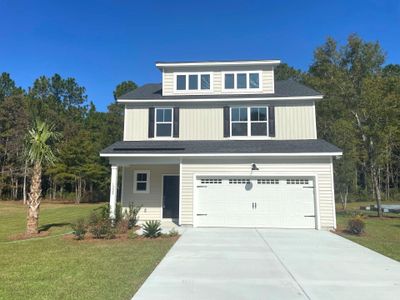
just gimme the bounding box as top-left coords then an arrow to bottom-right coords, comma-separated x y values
109,165 -> 118,220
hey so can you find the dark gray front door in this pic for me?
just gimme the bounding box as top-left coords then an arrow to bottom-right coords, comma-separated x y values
162,175 -> 179,219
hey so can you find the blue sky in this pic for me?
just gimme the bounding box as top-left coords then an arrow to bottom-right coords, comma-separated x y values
0,0 -> 399,111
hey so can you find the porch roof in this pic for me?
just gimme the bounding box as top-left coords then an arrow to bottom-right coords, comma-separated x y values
100,139 -> 342,157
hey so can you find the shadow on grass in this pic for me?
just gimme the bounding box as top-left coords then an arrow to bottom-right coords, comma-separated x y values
39,222 -> 71,232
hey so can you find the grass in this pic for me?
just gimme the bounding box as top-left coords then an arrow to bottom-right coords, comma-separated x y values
0,201 -> 177,300
336,200 -> 400,262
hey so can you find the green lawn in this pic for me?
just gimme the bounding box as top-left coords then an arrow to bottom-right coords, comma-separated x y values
0,202 -> 176,300
336,201 -> 400,262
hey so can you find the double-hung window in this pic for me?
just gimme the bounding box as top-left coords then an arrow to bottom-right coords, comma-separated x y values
134,171 -> 150,193
224,72 -> 261,91
175,73 -> 211,91
231,107 -> 248,136
155,108 -> 173,137
230,107 -> 269,137
250,107 -> 268,136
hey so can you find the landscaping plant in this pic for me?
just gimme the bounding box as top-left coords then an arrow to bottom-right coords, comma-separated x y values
124,203 -> 141,229
71,218 -> 87,240
168,228 -> 179,237
25,120 -> 60,235
347,215 -> 366,235
142,220 -> 162,238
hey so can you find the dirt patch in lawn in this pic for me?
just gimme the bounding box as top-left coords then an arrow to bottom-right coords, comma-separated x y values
8,231 -> 50,241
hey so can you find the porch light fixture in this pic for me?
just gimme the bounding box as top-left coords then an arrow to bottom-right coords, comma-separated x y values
251,163 -> 259,171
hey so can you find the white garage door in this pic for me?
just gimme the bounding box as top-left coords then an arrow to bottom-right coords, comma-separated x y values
195,177 -> 316,228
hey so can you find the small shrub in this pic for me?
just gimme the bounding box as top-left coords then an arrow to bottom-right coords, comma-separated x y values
95,203 -> 123,223
71,218 -> 87,240
168,228 -> 179,237
116,219 -> 129,234
124,203 -> 141,229
88,211 -> 103,226
89,219 -> 116,239
128,230 -> 139,239
347,215 -> 365,235
142,220 -> 162,238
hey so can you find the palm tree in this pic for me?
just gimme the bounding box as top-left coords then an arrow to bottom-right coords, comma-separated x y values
26,120 -> 60,235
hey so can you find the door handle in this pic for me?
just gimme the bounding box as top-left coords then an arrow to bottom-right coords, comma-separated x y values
252,202 -> 254,209
255,202 -> 257,209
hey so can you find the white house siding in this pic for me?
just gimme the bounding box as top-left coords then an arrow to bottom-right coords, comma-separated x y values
180,157 -> 335,229
121,164 -> 179,221
123,101 -> 316,141
179,107 -> 224,140
161,65 -> 274,95
275,103 -> 316,139
123,106 -> 148,141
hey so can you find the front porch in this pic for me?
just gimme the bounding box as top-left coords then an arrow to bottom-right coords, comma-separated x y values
108,159 -> 182,225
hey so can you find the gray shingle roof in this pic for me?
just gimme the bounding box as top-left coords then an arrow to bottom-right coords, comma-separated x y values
118,80 -> 322,100
100,139 -> 341,155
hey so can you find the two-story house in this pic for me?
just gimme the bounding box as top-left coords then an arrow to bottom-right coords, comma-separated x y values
100,59 -> 342,230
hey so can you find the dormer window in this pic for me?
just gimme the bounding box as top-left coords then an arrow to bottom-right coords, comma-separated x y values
175,73 -> 212,92
223,71 -> 262,91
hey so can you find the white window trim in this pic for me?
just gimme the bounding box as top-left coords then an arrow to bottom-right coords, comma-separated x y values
222,71 -> 263,93
174,72 -> 213,93
133,170 -> 150,193
230,106 -> 269,138
155,107 -> 174,138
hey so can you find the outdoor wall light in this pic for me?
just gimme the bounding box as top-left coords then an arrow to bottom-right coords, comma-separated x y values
251,163 -> 259,171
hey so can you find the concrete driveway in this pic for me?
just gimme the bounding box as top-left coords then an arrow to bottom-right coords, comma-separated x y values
132,228 -> 400,300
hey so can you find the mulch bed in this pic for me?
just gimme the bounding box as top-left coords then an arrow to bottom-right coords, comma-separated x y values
63,232 -> 179,243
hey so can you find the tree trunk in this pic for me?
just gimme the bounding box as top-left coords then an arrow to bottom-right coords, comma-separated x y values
23,160 -> 28,204
340,186 -> 349,210
386,162 -> 390,200
372,167 -> 382,217
26,162 -> 42,235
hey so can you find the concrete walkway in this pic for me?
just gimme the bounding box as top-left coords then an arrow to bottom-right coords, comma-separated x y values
132,228 -> 400,300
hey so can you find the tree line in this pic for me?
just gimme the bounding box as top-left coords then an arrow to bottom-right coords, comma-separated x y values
1,34 -> 400,212
275,34 -> 400,214
0,72 -> 137,203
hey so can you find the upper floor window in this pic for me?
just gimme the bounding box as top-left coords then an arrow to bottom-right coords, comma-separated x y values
155,108 -> 173,137
223,72 -> 261,91
231,107 -> 268,137
175,73 -> 212,92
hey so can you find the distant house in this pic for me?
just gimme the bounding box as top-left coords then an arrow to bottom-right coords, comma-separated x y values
101,59 -> 342,229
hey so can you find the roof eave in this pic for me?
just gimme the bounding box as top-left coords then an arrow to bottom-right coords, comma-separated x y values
100,151 -> 342,158
117,95 -> 324,103
155,60 -> 281,69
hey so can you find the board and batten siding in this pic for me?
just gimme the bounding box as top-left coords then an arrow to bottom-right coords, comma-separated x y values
121,164 -> 179,221
123,107 -> 148,141
162,65 -> 274,95
180,157 -> 335,229
123,102 -> 316,141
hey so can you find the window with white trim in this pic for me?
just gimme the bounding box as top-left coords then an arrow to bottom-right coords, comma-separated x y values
223,71 -> 261,91
155,108 -> 173,137
175,73 -> 211,91
134,171 -> 150,193
231,107 -> 269,136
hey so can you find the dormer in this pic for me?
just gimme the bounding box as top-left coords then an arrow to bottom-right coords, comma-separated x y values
156,59 -> 280,96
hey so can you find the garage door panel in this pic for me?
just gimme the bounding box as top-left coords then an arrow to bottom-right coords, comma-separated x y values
196,177 -> 316,228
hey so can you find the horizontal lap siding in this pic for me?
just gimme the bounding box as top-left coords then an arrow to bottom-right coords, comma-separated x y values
121,165 -> 179,221
180,157 -> 335,229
